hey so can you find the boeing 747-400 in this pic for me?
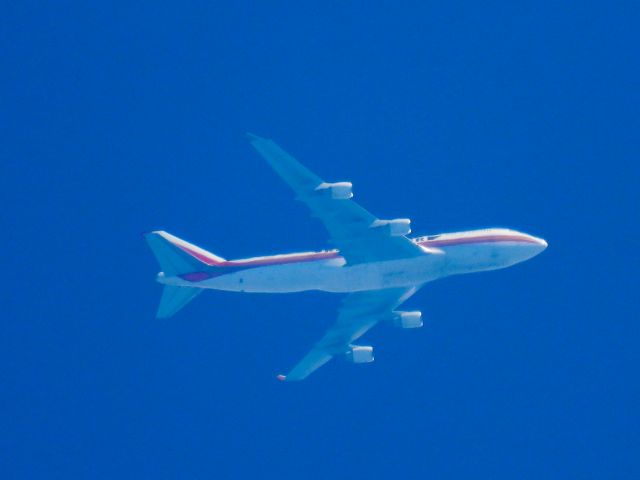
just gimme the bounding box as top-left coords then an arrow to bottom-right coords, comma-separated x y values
145,135 -> 547,381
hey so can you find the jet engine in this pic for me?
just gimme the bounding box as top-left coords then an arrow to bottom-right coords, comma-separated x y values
393,311 -> 423,329
347,345 -> 374,363
371,218 -> 411,236
314,182 -> 353,200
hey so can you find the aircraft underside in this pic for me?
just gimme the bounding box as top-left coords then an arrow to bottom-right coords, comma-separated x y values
164,255 -> 443,293
145,135 -> 547,381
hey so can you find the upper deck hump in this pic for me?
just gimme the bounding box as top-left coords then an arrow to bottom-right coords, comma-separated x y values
413,228 -> 541,248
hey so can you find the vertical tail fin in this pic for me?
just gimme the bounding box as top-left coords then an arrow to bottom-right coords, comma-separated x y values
144,231 -> 225,318
144,230 -> 225,276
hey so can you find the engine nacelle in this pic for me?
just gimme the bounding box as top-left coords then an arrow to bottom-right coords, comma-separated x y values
371,218 -> 411,236
315,182 -> 353,200
393,311 -> 423,329
347,345 -> 374,364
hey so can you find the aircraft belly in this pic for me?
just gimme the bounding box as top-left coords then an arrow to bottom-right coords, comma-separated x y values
202,255 -> 446,293
204,259 -> 346,292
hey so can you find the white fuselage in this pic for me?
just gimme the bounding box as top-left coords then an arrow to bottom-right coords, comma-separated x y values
159,228 -> 547,293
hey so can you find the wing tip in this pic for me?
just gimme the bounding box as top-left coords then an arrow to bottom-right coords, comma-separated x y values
246,132 -> 265,142
276,374 -> 287,382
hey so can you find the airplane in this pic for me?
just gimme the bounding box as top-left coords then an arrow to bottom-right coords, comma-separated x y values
145,134 -> 547,381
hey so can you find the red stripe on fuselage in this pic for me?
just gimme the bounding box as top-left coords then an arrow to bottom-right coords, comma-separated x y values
175,243 -> 340,268
174,233 -> 536,276
420,234 -> 539,248
174,244 -> 222,266
227,250 -> 340,267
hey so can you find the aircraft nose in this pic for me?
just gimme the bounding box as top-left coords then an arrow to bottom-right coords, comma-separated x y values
535,237 -> 548,250
526,236 -> 548,258
511,233 -> 548,263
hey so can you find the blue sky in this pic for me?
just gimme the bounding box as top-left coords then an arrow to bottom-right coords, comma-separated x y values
2,2 -> 638,479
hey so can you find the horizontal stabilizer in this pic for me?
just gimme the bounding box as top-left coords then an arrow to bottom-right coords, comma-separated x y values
157,285 -> 202,319
145,231 -> 222,318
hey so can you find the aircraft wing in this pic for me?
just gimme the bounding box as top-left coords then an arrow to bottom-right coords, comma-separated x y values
248,134 -> 427,264
278,286 -> 419,381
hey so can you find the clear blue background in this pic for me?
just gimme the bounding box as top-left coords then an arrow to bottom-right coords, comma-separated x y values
2,2 -> 638,479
